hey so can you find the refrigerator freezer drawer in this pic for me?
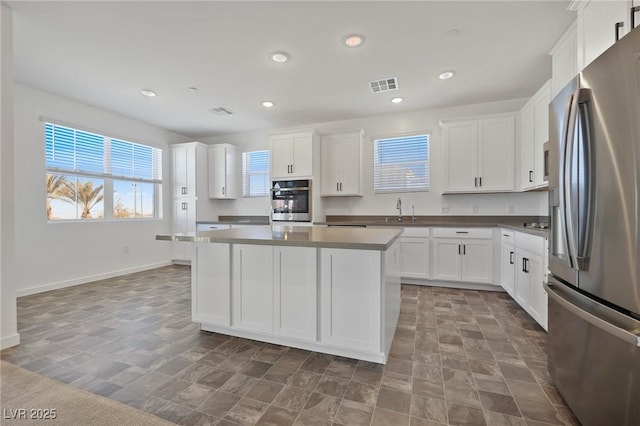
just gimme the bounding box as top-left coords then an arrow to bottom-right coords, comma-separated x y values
545,280 -> 640,426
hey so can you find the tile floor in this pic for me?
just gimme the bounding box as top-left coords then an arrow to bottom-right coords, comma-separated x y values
1,265 -> 580,426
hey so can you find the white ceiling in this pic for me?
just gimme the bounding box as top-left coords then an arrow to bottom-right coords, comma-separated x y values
8,1 -> 575,139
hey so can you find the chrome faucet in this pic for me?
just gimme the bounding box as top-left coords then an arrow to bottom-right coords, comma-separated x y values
396,198 -> 402,222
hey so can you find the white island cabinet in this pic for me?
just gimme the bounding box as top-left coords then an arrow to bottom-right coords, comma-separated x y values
158,226 -> 402,363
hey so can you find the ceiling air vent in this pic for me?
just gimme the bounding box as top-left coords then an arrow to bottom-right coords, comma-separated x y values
209,107 -> 235,116
369,77 -> 398,93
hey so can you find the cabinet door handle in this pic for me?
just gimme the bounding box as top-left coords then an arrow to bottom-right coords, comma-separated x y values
510,251 -> 514,264
615,21 -> 624,41
222,186 -> 225,195
523,257 -> 529,273
463,244 -> 466,255
290,164 -> 294,174
456,231 -> 468,234
458,244 -> 461,255
181,202 -> 187,210
339,182 -> 342,191
479,176 -> 482,187
474,177 -> 478,187
529,170 -> 533,183
632,5 -> 640,30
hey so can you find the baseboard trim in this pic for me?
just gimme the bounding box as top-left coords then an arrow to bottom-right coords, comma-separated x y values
16,261 -> 174,297
0,333 -> 20,350
401,278 -> 504,292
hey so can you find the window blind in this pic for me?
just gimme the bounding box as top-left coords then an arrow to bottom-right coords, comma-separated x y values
242,150 -> 270,197
373,134 -> 429,193
44,122 -> 162,221
45,123 -> 162,183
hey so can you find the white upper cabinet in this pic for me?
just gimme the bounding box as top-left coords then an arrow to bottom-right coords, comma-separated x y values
208,143 -> 239,199
574,0 -> 637,70
270,131 -> 316,178
172,143 -> 197,198
520,80 -> 551,191
443,120 -> 478,193
442,114 -> 516,193
550,20 -> 578,97
320,130 -> 363,196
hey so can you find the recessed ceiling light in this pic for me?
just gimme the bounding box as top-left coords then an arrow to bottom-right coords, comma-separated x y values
140,89 -> 157,97
270,52 -> 289,63
343,34 -> 365,48
261,101 -> 275,108
438,71 -> 455,80
446,29 -> 461,38
391,97 -> 404,104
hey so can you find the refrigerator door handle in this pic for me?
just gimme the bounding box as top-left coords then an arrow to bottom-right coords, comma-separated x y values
545,282 -> 640,347
563,92 -> 579,270
575,89 -> 594,270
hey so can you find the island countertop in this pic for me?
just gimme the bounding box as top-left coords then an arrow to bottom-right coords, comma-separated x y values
156,225 -> 403,251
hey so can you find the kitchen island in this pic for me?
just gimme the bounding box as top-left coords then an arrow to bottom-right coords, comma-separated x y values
157,226 -> 402,363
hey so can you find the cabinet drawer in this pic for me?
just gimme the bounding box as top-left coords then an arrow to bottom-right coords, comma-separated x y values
432,227 -> 493,239
501,229 -> 515,245
196,224 -> 231,232
402,227 -> 430,238
515,232 -> 545,255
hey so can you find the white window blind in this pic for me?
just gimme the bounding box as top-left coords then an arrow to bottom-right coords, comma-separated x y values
242,150 -> 270,197
45,122 -> 162,220
373,133 -> 429,193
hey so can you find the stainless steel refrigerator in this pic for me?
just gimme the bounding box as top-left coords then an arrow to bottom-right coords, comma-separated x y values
546,25 -> 640,426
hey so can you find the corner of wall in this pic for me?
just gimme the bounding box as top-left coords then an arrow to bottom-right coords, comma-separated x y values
1,3 -> 20,349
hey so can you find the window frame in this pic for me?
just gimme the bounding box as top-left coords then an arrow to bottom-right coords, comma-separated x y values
44,121 -> 163,222
372,131 -> 430,194
241,149 -> 270,198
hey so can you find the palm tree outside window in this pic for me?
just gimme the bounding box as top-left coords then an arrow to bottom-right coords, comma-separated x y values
45,122 -> 162,221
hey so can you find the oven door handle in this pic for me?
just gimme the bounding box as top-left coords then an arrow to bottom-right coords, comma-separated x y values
271,187 -> 310,192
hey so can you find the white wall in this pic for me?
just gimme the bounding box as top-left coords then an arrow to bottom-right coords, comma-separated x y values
201,98 -> 547,220
1,4 -> 19,349
13,83 -> 190,296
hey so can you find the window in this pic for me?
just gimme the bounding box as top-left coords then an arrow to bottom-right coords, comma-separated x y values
373,133 -> 429,193
242,150 -> 270,197
45,122 -> 162,221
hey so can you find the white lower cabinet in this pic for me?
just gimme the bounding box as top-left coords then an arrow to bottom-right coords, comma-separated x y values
432,228 -> 493,284
399,228 -> 430,280
274,246 -> 317,341
173,198 -> 196,262
232,245 -> 274,334
501,243 -> 516,298
320,248 -> 381,352
501,230 -> 548,331
432,238 -> 462,281
193,243 -> 231,326
223,244 -> 318,339
525,252 -> 546,330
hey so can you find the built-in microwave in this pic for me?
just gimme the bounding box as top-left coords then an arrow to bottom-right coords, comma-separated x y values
271,179 -> 311,222
543,141 -> 550,182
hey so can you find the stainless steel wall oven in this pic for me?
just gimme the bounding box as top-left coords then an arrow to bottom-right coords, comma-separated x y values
271,179 -> 311,222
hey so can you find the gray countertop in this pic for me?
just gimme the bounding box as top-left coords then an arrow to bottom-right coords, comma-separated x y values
157,225 -> 403,251
325,215 -> 548,238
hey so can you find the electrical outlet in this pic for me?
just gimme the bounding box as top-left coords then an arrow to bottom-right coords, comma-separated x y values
472,205 -> 479,213
441,206 -> 449,214
507,205 -> 515,214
